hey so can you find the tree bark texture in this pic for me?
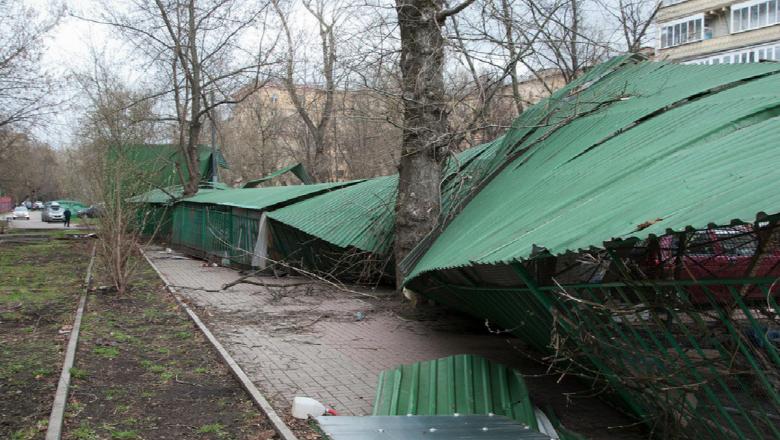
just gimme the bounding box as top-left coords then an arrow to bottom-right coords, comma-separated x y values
393,0 -> 450,288
183,0 -> 202,196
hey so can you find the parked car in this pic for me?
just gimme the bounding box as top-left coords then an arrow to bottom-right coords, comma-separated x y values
12,206 -> 30,220
77,204 -> 103,219
645,226 -> 780,304
33,201 -> 44,210
42,202 -> 64,222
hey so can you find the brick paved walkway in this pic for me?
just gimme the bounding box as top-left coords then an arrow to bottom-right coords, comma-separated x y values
145,247 -> 645,439
145,247 -> 529,416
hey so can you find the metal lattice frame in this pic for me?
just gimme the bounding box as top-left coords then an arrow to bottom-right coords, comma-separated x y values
415,222 -> 780,439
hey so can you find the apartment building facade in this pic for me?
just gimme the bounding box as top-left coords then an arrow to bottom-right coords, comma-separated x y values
655,0 -> 780,64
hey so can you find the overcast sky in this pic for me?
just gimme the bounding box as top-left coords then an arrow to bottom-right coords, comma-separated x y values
29,0 -> 639,149
28,0 -> 115,148
31,0 -> 320,149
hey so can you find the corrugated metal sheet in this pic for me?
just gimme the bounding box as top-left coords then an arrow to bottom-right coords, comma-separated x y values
266,140 -> 503,256
131,183 -> 230,205
406,59 -> 780,282
182,181 -> 355,211
112,144 -> 227,188
268,176 -> 398,254
372,354 -> 537,431
243,162 -> 314,187
263,59 -> 635,263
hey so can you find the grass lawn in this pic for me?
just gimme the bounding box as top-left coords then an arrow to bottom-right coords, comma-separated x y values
62,253 -> 273,440
0,238 -> 91,439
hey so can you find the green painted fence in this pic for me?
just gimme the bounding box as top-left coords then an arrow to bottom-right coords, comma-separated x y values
171,203 -> 262,267
139,205 -> 173,239
415,271 -> 780,439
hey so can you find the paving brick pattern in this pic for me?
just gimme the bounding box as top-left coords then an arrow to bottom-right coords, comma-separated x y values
145,248 -> 523,416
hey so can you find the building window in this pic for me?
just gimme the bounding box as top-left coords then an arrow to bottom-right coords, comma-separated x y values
682,41 -> 780,64
732,0 -> 779,33
660,14 -> 704,48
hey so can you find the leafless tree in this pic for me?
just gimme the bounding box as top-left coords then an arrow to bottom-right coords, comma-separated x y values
0,134 -> 62,202
0,1 -> 63,151
443,0 -> 564,142
71,58 -> 163,294
522,0 -> 610,83
78,0 -> 279,196
596,0 -> 658,53
273,0 -> 346,181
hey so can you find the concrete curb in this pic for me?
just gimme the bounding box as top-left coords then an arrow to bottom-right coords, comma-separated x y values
141,248 -> 299,440
45,243 -> 96,440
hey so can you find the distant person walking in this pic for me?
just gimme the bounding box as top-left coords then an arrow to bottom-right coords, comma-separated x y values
63,208 -> 71,228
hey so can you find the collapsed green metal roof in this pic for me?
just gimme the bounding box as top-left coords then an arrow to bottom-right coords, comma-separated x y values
243,163 -> 314,187
267,175 -> 399,254
181,181 -> 356,211
265,139 -> 503,255
405,57 -> 780,282
112,144 -> 228,188
129,183 -> 230,205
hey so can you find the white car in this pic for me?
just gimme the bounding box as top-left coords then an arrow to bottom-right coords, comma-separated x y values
12,206 -> 30,220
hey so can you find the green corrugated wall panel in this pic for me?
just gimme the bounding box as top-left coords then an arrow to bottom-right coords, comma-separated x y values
165,183 -> 354,266
201,207 -> 232,259
419,285 -> 553,352
373,355 -> 537,430
406,60 -> 780,282
171,203 -> 206,251
230,209 -> 261,266
413,278 -> 780,438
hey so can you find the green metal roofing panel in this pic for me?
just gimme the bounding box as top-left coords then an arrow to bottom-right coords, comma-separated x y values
243,163 -> 314,187
112,144 -> 227,188
182,181 -> 356,211
406,60 -> 780,282
266,141 -> 504,255
268,175 -> 399,254
129,183 -> 230,205
372,354 -> 537,430
441,137 -> 504,218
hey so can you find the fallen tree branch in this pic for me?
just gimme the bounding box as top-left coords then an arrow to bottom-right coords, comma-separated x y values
271,315 -> 324,332
228,278 -> 314,289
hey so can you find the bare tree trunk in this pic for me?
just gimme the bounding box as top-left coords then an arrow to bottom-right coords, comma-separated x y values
183,0 -> 202,196
273,0 -> 337,183
500,0 -> 523,115
568,0 -> 579,81
394,0 -> 474,288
